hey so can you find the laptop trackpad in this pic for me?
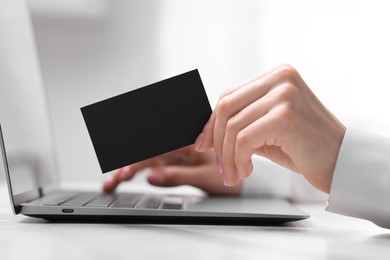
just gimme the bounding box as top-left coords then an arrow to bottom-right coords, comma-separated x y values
187,196 -> 306,216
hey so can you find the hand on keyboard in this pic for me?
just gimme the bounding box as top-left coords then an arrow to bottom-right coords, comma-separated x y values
103,146 -> 242,196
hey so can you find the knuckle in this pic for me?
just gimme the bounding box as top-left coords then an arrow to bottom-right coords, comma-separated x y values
219,87 -> 235,99
276,64 -> 299,82
281,64 -> 298,76
236,129 -> 249,148
277,83 -> 299,101
278,102 -> 296,121
225,116 -> 239,135
216,95 -> 232,119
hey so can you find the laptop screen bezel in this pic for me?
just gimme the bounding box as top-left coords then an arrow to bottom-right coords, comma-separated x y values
0,0 -> 61,214
0,125 -> 39,214
0,124 -> 60,214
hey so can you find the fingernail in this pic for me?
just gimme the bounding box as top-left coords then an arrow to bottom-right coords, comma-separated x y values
238,162 -> 253,179
216,156 -> 223,174
222,172 -> 229,186
194,133 -> 204,152
148,170 -> 165,185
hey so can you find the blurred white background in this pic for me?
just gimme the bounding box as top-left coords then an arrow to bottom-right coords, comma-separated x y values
3,0 -> 390,182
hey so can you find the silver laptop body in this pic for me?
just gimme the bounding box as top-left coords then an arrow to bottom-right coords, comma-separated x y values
0,0 -> 308,224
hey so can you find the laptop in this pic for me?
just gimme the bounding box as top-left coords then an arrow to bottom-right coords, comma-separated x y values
0,0 -> 308,224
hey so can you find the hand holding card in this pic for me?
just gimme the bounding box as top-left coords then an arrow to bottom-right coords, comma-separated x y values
81,69 -> 212,173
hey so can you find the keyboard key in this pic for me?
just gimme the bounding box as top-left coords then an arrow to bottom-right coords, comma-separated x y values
85,194 -> 118,207
110,193 -> 141,208
43,192 -> 186,211
161,203 -> 183,210
61,193 -> 99,206
161,195 -> 184,210
43,193 -> 76,206
134,195 -> 162,209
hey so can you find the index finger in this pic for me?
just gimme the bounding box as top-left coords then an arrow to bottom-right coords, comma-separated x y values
103,159 -> 157,193
196,65 -> 284,153
103,147 -> 194,193
119,159 -> 160,181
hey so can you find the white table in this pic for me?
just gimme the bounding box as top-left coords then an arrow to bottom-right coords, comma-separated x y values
0,181 -> 389,260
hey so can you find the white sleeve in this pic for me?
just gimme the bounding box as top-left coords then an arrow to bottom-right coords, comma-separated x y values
326,128 -> 390,229
242,156 -> 328,203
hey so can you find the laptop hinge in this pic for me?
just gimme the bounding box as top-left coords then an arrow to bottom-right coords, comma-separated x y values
38,187 -> 44,197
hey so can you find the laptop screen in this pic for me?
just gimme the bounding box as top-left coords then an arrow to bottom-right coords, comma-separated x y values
0,0 -> 58,209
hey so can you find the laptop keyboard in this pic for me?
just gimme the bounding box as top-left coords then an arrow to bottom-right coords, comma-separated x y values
43,192 -> 184,210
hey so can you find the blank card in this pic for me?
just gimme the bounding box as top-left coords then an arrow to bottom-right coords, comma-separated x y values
81,69 -> 212,173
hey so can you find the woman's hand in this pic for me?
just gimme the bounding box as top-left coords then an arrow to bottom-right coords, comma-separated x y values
195,64 -> 346,193
103,146 -> 242,196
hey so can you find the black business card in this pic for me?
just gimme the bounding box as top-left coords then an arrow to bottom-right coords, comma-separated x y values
81,69 -> 212,173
